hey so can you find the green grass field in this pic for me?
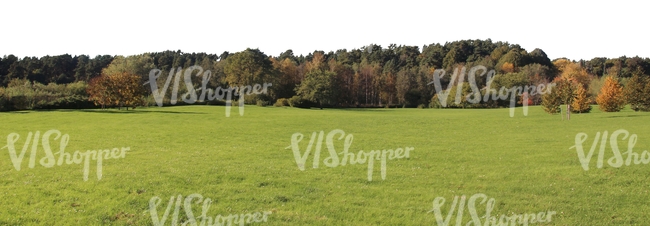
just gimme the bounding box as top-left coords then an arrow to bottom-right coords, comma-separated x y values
1,105 -> 649,225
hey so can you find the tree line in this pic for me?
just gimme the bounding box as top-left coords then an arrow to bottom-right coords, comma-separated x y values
1,39 -> 649,112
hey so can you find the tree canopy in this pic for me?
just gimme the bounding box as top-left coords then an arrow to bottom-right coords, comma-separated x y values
1,39 -> 649,111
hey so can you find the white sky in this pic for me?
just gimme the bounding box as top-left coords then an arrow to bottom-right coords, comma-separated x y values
2,0 -> 648,61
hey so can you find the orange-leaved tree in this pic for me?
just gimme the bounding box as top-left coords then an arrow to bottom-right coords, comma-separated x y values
571,84 -> 591,113
110,72 -> 146,110
596,76 -> 625,112
87,71 -> 145,110
560,62 -> 591,90
87,75 -> 112,109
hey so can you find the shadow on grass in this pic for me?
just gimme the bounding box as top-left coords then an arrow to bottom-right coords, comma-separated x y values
21,108 -> 208,114
1,111 -> 31,114
605,114 -> 650,118
325,108 -> 397,112
76,109 -> 207,114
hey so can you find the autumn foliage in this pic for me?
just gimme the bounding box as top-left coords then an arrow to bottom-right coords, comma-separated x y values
501,62 -> 515,73
596,76 -> 625,112
541,62 -> 594,115
571,84 -> 591,113
560,62 -> 591,89
87,72 -> 145,110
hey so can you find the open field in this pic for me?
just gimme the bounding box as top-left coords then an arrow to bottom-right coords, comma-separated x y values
1,105 -> 649,225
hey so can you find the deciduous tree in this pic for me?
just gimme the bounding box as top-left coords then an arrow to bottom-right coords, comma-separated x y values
87,75 -> 111,109
87,71 -> 145,110
571,84 -> 591,113
224,48 -> 276,88
295,70 -> 335,109
596,76 -> 626,112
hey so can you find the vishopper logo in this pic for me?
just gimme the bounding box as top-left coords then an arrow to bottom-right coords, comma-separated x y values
428,193 -> 557,226
0,129 -> 129,181
149,193 -> 272,226
144,65 -> 272,117
286,129 -> 413,181
571,129 -> 650,170
427,65 -> 555,117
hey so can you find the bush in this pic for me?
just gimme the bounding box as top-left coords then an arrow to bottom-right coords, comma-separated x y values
288,96 -> 316,108
256,99 -> 268,107
274,98 -> 289,107
405,89 -> 423,108
206,99 -> 227,106
429,95 -> 443,108
288,96 -> 303,108
0,79 -> 93,111
240,93 -> 271,105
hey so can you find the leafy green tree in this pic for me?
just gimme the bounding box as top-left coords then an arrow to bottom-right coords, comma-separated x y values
420,43 -> 445,68
295,70 -> 335,109
490,45 -> 509,62
520,63 -> 553,80
271,57 -> 300,99
542,92 -> 562,114
586,57 -> 607,77
430,82 -> 475,108
379,60 -> 397,106
442,48 -> 460,70
0,55 -> 19,86
395,68 -> 412,107
328,58 -> 355,106
74,55 -> 90,82
624,74 -> 650,111
224,48 -> 276,89
490,72 -> 529,107
103,54 -> 155,81
496,49 -> 524,73
542,83 -> 562,114
528,48 -> 553,68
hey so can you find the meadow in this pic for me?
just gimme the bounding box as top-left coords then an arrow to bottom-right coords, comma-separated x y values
0,105 -> 649,225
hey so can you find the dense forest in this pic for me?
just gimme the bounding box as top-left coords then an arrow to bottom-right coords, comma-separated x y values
1,39 -> 649,111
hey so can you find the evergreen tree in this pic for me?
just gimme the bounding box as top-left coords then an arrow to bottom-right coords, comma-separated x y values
624,74 -> 649,111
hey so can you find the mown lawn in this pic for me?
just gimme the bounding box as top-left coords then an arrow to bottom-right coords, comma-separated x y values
0,105 -> 649,225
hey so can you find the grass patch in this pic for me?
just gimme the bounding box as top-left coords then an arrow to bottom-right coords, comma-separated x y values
0,105 -> 648,225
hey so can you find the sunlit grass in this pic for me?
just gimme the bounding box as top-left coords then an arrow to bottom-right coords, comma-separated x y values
0,105 -> 648,225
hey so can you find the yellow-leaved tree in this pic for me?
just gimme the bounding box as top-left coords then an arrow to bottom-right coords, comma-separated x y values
571,84 -> 591,113
596,76 -> 625,112
561,62 -> 591,89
